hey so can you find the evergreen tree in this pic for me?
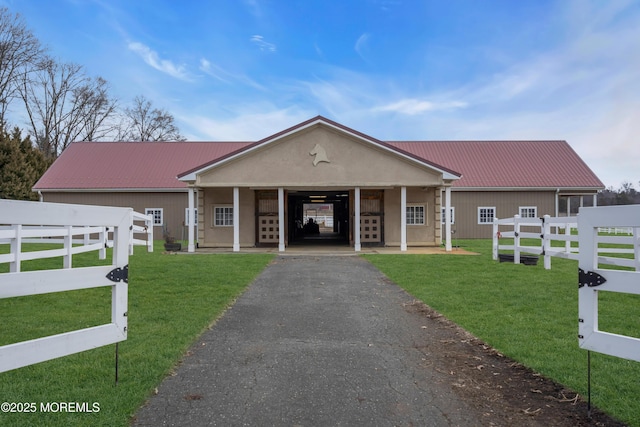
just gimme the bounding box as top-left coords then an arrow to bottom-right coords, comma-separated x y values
0,125 -> 51,200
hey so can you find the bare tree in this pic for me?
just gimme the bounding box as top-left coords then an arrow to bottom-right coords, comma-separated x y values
0,7 -> 44,125
75,77 -> 118,141
18,58 -> 117,157
120,95 -> 185,141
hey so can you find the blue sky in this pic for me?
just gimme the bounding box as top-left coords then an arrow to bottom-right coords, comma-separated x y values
3,0 -> 639,189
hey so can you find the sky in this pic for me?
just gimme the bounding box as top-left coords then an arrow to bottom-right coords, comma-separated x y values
2,0 -> 639,189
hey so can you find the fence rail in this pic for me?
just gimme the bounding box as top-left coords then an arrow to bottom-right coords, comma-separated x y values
0,200 -> 134,373
493,213 -> 640,270
0,211 -> 153,265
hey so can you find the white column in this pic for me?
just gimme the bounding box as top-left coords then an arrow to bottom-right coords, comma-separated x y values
188,187 -> 195,253
445,186 -> 452,252
593,193 -> 598,207
233,187 -> 240,252
400,186 -> 407,251
354,187 -> 361,251
278,187 -> 285,252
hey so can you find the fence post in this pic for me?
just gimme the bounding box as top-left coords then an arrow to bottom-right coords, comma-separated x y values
565,221 -> 572,254
492,218 -> 499,260
543,215 -> 551,269
147,215 -> 154,252
99,227 -> 107,260
10,224 -> 22,273
514,214 -> 521,264
63,225 -> 73,269
634,227 -> 640,272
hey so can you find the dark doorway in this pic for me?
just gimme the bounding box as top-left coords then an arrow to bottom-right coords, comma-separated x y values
288,191 -> 349,246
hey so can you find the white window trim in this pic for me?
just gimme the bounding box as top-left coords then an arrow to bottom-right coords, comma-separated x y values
185,208 -> 198,226
478,206 -> 496,225
213,205 -> 233,227
145,208 -> 163,226
406,204 -> 426,226
441,207 -> 456,224
519,206 -> 537,218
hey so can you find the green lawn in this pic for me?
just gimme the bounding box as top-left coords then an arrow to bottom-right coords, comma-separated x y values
0,243 -> 274,427
363,240 -> 640,427
1,240 -> 638,426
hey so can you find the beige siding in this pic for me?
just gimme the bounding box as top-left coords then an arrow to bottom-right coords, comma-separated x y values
42,191 -> 188,241
384,187 -> 439,247
200,188 -> 255,248
450,190 -> 556,239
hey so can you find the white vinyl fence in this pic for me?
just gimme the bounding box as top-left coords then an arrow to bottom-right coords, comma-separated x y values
0,210 -> 154,261
0,200 -> 146,373
493,213 -> 640,270
578,205 -> 640,362
493,205 -> 640,364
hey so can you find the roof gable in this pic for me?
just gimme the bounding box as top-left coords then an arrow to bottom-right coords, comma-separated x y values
190,122 -> 455,188
178,116 -> 460,181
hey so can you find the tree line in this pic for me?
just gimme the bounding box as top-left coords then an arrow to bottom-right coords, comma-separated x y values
598,182 -> 640,206
0,7 -> 186,200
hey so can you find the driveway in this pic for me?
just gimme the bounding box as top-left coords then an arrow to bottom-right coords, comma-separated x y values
132,256 -> 610,426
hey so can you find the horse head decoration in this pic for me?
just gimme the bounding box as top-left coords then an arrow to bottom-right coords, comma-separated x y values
309,144 -> 330,166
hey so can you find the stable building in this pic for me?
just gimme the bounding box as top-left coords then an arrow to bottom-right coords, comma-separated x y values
33,116 -> 604,252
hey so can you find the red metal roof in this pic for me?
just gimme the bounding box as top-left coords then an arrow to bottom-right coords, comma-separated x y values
34,121 -> 604,191
34,141 -> 250,190
388,140 -> 604,189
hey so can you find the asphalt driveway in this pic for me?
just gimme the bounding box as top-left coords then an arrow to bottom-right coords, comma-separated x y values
132,255 -> 482,426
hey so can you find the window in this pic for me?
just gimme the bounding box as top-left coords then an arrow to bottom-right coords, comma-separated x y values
478,207 -> 495,224
185,208 -> 198,226
145,208 -> 163,226
441,207 -> 456,224
519,206 -> 537,218
406,205 -> 425,225
214,206 -> 233,227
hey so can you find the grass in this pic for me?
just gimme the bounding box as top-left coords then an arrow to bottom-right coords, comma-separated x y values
2,239 -> 638,425
363,240 -> 640,427
0,242 -> 274,427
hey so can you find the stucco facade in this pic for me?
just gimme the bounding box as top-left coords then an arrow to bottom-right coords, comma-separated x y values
186,122 -> 456,251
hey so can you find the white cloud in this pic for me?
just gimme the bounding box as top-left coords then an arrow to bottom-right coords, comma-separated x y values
250,35 -> 276,52
354,33 -> 371,62
373,99 -> 468,115
199,58 -> 231,83
199,57 -> 267,90
179,106 -> 312,141
128,42 -> 190,81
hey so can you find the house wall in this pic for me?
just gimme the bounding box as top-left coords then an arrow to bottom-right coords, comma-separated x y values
384,187 -> 439,247
41,191 -> 188,241
200,188 -> 255,248
449,190 -> 556,239
41,188 -> 563,244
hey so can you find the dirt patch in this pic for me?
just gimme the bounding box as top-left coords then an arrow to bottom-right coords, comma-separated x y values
402,300 -> 626,427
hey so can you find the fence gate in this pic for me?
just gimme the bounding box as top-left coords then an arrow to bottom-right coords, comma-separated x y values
578,205 -> 640,362
0,200 -> 131,373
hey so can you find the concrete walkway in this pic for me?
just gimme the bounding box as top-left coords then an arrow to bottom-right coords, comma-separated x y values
132,256 -> 480,426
